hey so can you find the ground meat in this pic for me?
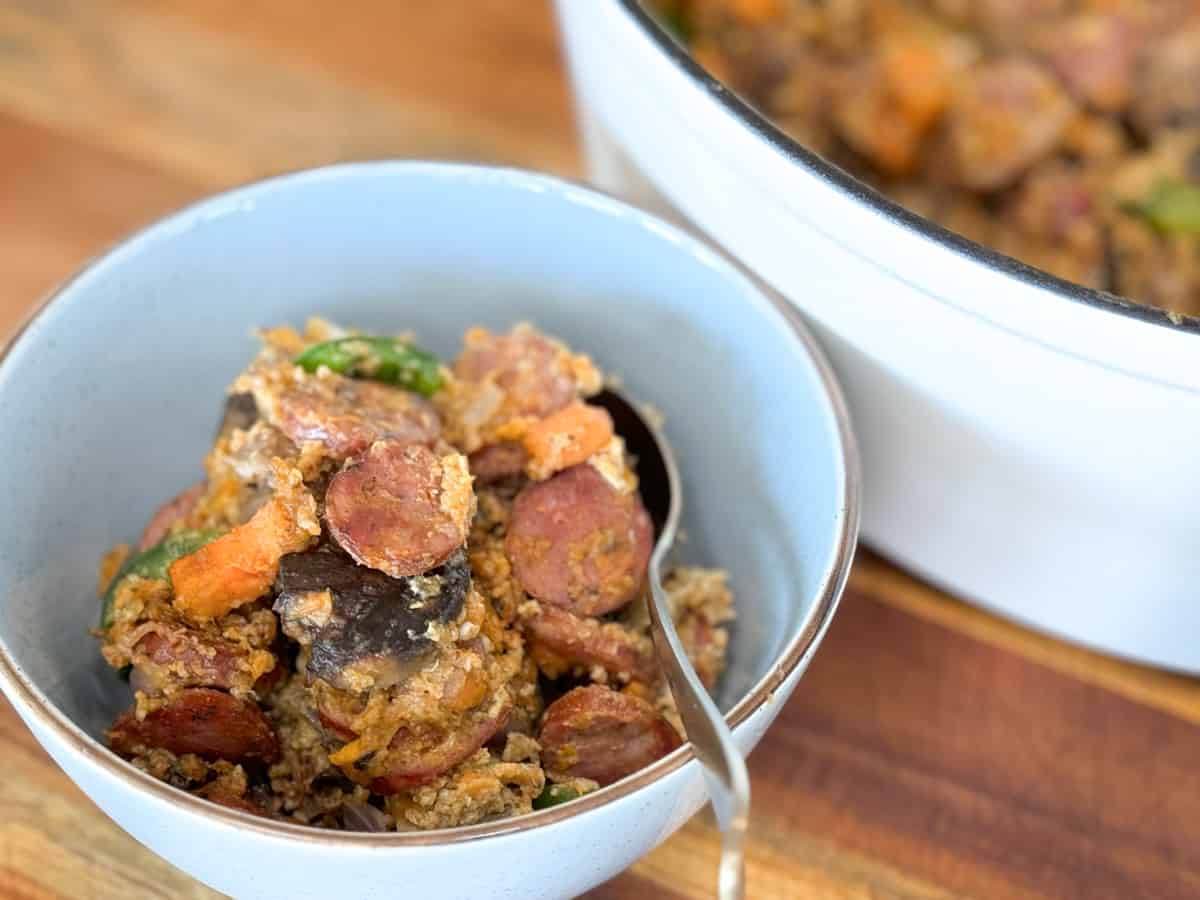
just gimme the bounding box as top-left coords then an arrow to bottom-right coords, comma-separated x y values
1107,219 -> 1200,316
663,567 -> 736,692
387,743 -> 545,830
264,675 -> 375,824
499,662 -> 544,744
762,56 -> 841,157
101,576 -> 176,650
468,486 -> 531,626
130,748 -> 218,790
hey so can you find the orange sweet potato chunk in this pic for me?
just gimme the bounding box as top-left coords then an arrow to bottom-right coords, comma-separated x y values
171,493 -> 316,620
522,401 -> 614,481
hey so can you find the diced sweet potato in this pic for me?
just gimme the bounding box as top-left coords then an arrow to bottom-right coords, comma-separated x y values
171,484 -> 317,620
522,401 -> 614,481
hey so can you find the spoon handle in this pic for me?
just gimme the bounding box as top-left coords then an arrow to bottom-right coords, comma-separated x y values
647,554 -> 750,900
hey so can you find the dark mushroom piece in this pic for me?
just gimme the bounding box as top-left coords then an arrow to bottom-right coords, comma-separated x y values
218,392 -> 260,436
274,545 -> 469,692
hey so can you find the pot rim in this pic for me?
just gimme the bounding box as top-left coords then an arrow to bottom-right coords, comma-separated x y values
613,0 -> 1200,338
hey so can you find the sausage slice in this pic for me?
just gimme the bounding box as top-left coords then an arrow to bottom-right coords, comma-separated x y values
522,604 -> 658,684
138,483 -> 206,550
108,688 -> 279,763
326,441 -> 474,578
468,441 -> 528,485
130,625 -> 277,695
277,375 -> 440,460
368,704 -> 512,794
454,326 -> 581,421
941,59 -> 1075,190
539,686 -> 681,786
506,464 -> 652,615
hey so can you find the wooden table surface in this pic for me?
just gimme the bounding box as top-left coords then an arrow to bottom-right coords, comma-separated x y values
2,3 -> 1200,898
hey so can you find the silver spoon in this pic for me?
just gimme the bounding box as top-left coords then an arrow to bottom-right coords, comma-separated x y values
594,388 -> 750,900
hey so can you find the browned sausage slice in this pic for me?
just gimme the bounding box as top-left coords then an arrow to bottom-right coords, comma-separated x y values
941,59 -> 1075,191
506,464 -> 652,615
468,441 -> 528,485
522,604 -> 657,684
199,790 -> 271,818
131,625 -> 277,694
539,685 -> 681,786
1130,24 -> 1200,137
138,482 -> 206,550
454,327 -> 580,421
278,376 -> 440,460
368,703 -> 512,794
325,441 -> 474,578
108,688 -> 279,763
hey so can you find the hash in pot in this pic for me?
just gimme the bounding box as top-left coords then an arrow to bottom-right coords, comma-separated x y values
657,0 -> 1200,317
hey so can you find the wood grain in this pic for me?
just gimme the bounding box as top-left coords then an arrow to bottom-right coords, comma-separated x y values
1,2 -> 1200,899
0,112 -> 200,338
0,0 -> 576,189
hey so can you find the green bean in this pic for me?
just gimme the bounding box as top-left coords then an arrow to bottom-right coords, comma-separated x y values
295,337 -> 443,396
100,528 -> 224,629
532,783 -> 582,810
1120,179 -> 1200,235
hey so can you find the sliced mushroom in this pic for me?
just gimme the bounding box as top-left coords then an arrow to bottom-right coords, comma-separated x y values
274,545 -> 469,692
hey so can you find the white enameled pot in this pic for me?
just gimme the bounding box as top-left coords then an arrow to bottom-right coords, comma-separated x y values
556,0 -> 1200,672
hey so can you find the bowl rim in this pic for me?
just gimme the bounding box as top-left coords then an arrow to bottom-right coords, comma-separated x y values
0,160 -> 860,847
613,0 -> 1200,337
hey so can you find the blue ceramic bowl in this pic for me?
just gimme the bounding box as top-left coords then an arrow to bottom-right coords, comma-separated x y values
0,163 -> 858,900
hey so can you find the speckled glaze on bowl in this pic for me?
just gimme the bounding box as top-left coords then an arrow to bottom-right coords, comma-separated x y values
0,163 -> 857,900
